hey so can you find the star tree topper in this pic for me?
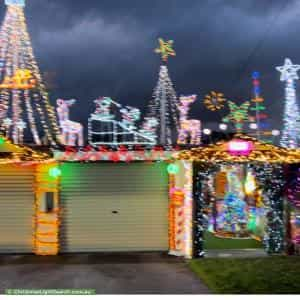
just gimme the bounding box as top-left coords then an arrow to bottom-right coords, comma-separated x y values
154,38 -> 176,62
5,0 -> 25,6
276,58 -> 300,82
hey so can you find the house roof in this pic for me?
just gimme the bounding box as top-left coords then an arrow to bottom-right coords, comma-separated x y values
175,134 -> 300,164
0,136 -> 53,164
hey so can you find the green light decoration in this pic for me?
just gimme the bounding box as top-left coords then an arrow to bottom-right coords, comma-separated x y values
49,167 -> 61,178
154,38 -> 176,63
0,137 -> 5,145
167,163 -> 179,174
247,212 -> 257,231
223,101 -> 251,133
250,104 -> 266,112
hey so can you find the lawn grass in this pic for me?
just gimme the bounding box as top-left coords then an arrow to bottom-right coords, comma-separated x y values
189,256 -> 300,294
204,231 -> 262,249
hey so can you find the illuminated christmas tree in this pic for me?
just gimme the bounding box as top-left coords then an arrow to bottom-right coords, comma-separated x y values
0,0 -> 59,144
276,58 -> 300,149
217,168 -> 248,235
146,39 -> 178,145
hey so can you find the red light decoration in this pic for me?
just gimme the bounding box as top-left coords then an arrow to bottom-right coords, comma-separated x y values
110,152 -> 120,163
170,188 -> 185,206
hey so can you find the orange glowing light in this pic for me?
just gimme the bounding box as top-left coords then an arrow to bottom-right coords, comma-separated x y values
0,69 -> 36,89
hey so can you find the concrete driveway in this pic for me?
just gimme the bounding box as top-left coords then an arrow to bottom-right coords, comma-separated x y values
0,253 -> 210,294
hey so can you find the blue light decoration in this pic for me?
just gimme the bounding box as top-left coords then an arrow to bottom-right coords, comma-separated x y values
252,71 -> 260,79
49,167 -> 61,179
5,0 -> 25,6
218,192 -> 247,234
295,215 -> 300,227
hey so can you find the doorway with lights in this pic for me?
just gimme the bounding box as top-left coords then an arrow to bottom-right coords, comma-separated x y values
193,162 -> 285,258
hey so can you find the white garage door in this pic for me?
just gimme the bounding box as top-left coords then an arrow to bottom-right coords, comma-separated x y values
60,162 -> 169,252
0,165 -> 35,253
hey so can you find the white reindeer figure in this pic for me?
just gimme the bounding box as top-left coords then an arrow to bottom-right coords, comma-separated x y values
57,99 -> 84,146
177,95 -> 201,145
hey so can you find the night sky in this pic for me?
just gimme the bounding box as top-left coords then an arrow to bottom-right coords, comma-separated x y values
1,0 -> 299,131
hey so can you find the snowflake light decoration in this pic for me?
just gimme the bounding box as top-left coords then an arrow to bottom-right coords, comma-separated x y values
204,91 -> 226,111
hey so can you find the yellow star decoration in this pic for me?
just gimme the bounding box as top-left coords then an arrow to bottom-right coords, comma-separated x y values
154,38 -> 176,62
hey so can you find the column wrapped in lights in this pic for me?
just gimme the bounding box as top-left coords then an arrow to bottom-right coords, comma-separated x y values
183,161 -> 194,258
193,162 -> 219,258
0,0 -> 60,144
168,172 -> 176,251
249,163 -> 285,253
287,169 -> 300,208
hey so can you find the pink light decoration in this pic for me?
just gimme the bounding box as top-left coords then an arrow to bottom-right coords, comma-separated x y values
177,95 -> 201,145
291,212 -> 300,245
57,99 -> 84,146
287,170 -> 300,208
227,140 -> 254,156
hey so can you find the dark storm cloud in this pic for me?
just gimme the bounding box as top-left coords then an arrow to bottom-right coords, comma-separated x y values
1,0 -> 300,130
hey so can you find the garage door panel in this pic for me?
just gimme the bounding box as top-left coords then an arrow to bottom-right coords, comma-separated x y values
0,166 -> 34,253
60,163 -> 169,252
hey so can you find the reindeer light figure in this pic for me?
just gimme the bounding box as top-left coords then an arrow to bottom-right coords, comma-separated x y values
57,99 -> 83,146
177,95 -> 201,145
